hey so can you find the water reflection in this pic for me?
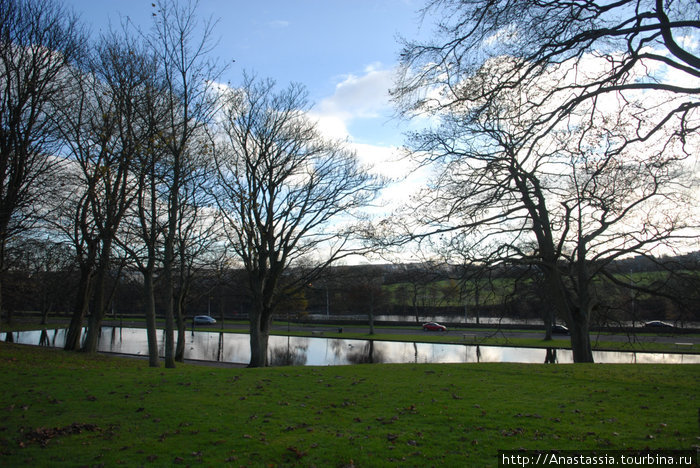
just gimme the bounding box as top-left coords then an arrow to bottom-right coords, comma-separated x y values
269,336 -> 309,366
544,348 -> 557,364
7,327 -> 700,366
347,341 -> 386,364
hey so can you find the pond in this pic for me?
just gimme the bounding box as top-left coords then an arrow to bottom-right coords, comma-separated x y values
6,327 -> 700,365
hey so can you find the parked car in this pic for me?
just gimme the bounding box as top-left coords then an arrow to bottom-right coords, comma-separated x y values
643,320 -> 674,329
422,322 -> 447,332
551,324 -> 569,335
193,315 -> 217,325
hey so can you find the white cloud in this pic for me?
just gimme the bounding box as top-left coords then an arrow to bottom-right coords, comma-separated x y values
268,20 -> 290,29
309,63 -> 395,140
307,64 -> 430,242
678,35 -> 699,51
320,63 -> 394,118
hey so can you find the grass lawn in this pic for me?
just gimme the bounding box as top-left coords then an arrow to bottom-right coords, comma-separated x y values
0,343 -> 698,467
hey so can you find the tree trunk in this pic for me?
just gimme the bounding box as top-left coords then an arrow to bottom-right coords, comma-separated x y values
569,308 -> 594,363
143,271 -> 160,367
40,302 -> 52,326
162,158 -> 180,369
539,261 -> 594,362
64,267 -> 92,351
83,260 -> 109,353
161,285 -> 176,368
175,312 -> 186,362
162,226 -> 176,368
412,291 -> 419,324
0,275 -> 3,331
248,309 -> 271,367
175,281 -> 188,362
474,281 -> 480,325
0,238 -> 5,331
543,308 -> 553,341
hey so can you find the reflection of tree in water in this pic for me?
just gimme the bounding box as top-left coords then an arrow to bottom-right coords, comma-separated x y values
544,348 -> 557,364
329,338 -> 346,358
217,334 -> 224,362
269,342 -> 309,366
37,328 -> 63,347
109,327 -> 121,348
347,341 -> 385,364
39,329 -> 50,346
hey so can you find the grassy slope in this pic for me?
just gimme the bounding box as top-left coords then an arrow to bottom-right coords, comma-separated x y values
384,270 -> 699,308
0,343 -> 698,467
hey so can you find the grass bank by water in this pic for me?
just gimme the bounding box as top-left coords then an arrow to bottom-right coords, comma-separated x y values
0,342 -> 698,467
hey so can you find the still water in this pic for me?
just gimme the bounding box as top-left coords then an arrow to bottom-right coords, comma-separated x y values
7,327 -> 700,365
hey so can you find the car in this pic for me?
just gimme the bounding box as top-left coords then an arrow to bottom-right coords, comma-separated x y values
643,320 -> 674,329
422,322 -> 447,332
193,315 -> 217,325
551,324 -> 569,335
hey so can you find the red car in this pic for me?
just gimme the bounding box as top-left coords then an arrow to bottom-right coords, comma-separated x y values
422,322 -> 447,332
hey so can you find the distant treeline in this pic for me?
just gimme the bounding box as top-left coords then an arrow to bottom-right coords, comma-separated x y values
4,238 -> 699,327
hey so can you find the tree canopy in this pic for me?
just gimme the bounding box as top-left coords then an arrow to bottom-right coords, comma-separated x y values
394,0 -> 700,362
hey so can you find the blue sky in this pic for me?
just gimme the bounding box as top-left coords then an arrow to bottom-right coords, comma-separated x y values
61,0 -> 437,263
63,0 -> 432,148
62,0 -> 436,228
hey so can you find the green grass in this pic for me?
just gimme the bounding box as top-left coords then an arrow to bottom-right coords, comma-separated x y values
0,343 -> 698,467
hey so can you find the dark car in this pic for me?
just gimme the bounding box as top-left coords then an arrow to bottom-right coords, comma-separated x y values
422,322 -> 447,332
193,315 -> 217,325
643,320 -> 674,329
551,324 -> 569,335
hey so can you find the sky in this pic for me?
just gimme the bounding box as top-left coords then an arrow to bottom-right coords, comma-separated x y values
55,1 -> 700,265
62,0 -> 435,247
62,0 -> 431,148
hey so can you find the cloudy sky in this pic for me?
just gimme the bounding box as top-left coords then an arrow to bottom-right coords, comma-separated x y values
64,1 -> 432,154
62,0 -> 436,234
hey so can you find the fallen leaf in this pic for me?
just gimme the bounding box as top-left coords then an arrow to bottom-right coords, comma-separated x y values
287,446 -> 306,459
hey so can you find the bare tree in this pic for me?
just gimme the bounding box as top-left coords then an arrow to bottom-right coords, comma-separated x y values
394,0 -> 699,362
148,0 -> 222,368
344,265 -> 388,335
57,32 -> 155,352
0,0 -> 83,326
395,0 -> 699,142
393,263 -> 448,324
213,76 -> 384,367
117,51 -> 168,366
396,62 -> 697,362
173,182 -> 223,362
4,235 -> 76,324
